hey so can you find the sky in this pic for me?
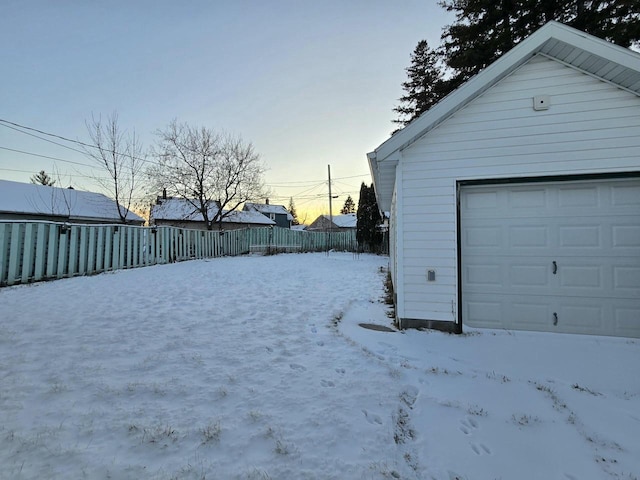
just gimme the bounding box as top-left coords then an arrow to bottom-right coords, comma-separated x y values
0,0 -> 451,222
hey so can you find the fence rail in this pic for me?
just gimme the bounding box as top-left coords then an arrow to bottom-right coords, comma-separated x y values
0,221 -> 358,287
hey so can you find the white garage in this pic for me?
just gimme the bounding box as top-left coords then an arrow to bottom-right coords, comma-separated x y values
368,22 -> 640,337
461,178 -> 640,337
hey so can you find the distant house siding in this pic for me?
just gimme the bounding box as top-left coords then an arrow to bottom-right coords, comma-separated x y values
397,55 -> 640,322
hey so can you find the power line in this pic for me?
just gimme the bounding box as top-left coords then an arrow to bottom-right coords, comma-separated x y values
0,117 -> 372,199
0,146 -> 98,169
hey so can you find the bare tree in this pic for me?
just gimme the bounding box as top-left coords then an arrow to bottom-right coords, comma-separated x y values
148,120 -> 267,230
84,112 -> 144,223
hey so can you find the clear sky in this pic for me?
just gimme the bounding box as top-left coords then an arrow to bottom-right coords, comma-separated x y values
0,0 -> 451,222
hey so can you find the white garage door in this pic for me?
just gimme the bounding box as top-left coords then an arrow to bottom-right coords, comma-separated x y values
460,178 -> 640,338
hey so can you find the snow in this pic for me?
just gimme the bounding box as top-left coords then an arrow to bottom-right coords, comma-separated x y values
0,252 -> 638,480
0,179 -> 144,223
244,202 -> 293,221
150,197 -> 275,225
314,213 -> 357,228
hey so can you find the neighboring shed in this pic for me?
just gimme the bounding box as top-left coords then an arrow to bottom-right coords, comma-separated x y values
150,197 -> 275,230
0,179 -> 144,225
307,213 -> 357,232
368,21 -> 640,338
243,201 -> 293,229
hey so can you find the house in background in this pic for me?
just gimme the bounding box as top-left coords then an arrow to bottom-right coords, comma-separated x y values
306,213 -> 357,232
0,179 -> 144,225
243,200 -> 292,229
368,21 -> 640,338
150,197 -> 275,230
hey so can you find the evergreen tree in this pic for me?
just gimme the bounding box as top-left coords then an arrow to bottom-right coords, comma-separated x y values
288,197 -> 300,225
356,183 -> 383,252
340,195 -> 356,214
30,170 -> 56,186
393,40 -> 446,128
440,0 -> 640,90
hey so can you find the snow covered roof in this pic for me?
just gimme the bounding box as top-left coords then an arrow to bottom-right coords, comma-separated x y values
331,213 -> 357,228
244,202 -> 293,220
0,179 -> 144,224
222,209 -> 275,225
150,197 -> 218,221
151,197 -> 274,225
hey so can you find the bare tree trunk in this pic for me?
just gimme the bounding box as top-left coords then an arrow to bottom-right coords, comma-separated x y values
84,112 -> 144,223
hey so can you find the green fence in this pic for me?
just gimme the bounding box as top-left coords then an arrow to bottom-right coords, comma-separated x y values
0,221 -> 357,287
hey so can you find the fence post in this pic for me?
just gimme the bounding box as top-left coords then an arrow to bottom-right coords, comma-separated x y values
7,224 -> 22,285
21,223 -> 35,283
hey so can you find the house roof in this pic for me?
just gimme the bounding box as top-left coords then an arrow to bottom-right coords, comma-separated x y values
244,202 -> 293,220
367,21 -> 640,211
309,213 -> 357,229
151,197 -> 219,221
0,179 -> 144,223
151,197 -> 274,225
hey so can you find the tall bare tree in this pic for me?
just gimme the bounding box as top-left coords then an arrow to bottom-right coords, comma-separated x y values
148,120 -> 267,230
84,112 -> 144,223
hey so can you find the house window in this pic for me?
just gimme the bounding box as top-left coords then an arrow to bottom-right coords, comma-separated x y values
269,213 -> 275,220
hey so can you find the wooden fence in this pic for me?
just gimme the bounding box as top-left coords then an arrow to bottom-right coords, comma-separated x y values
0,221 -> 358,287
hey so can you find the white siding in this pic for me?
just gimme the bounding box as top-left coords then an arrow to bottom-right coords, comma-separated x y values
397,54 -> 640,324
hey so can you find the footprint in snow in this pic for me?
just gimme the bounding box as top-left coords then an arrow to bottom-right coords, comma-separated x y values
362,410 -> 383,425
470,443 -> 491,455
320,379 -> 335,388
459,417 -> 479,435
289,363 -> 306,372
399,385 -> 419,408
335,368 -> 345,375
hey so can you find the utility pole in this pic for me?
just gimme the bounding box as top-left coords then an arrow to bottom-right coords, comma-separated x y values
328,164 -> 333,252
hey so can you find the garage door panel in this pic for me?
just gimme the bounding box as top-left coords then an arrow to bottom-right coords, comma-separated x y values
559,265 -> 602,288
558,225 -> 601,248
465,226 -> 502,248
508,188 -> 548,209
612,184 -> 640,206
510,302 -> 551,329
465,263 -> 504,287
612,225 -> 640,248
615,306 -> 640,335
509,225 -> 549,247
558,304 -> 604,330
465,300 -> 503,327
461,178 -> 640,338
613,266 -> 640,290
557,185 -> 600,208
509,264 -> 549,286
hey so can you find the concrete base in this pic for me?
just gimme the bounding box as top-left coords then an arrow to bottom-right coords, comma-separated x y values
396,317 -> 461,334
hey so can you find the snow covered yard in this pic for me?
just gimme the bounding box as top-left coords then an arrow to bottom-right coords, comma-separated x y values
0,252 -> 638,480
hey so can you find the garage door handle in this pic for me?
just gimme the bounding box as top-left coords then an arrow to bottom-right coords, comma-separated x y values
552,261 -> 557,275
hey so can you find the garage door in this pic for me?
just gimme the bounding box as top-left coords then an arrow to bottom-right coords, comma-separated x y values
460,178 -> 640,338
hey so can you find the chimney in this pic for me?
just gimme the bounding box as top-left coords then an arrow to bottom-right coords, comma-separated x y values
162,188 -> 167,200
265,198 -> 269,205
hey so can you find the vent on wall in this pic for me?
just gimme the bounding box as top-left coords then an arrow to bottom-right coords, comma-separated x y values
533,95 -> 551,111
